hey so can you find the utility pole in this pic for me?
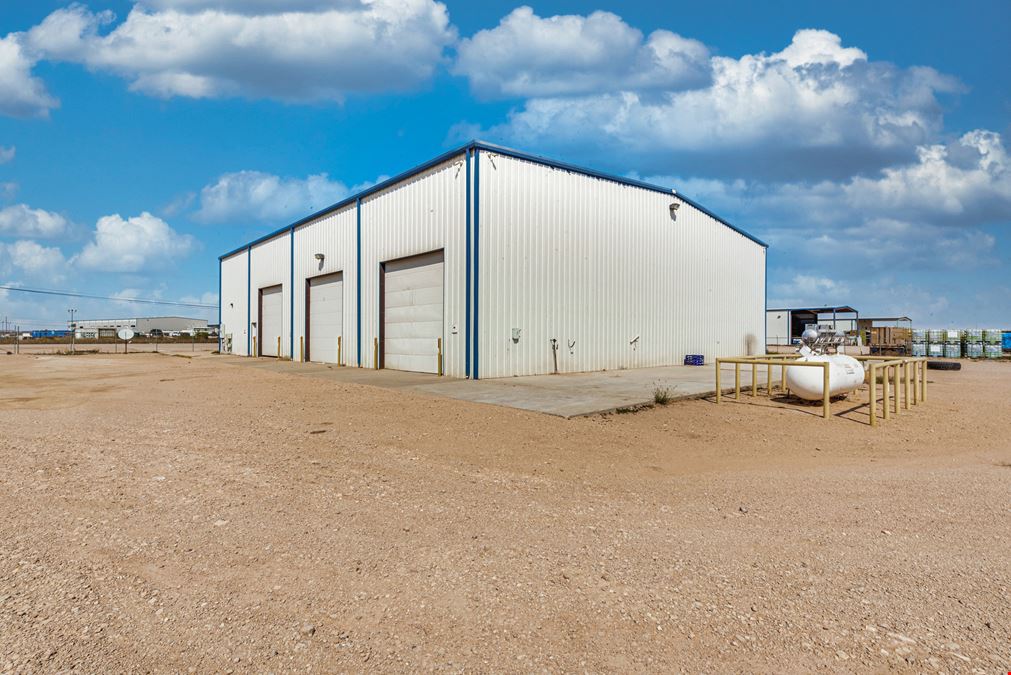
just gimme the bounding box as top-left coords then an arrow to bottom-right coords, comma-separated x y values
68,308 -> 77,354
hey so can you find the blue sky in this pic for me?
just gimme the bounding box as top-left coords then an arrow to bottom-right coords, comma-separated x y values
0,0 -> 1009,329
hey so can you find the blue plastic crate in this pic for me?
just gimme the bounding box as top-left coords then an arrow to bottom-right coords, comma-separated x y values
683,354 -> 704,366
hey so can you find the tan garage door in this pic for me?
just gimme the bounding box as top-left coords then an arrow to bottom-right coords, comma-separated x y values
383,251 -> 443,373
308,272 -> 342,364
259,284 -> 283,357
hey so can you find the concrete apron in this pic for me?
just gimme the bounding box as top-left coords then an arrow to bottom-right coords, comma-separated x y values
219,356 -> 771,418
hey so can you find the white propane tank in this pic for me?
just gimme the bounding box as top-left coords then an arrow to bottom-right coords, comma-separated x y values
786,353 -> 866,400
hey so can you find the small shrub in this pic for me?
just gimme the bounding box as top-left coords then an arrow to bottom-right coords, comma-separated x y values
653,384 -> 674,405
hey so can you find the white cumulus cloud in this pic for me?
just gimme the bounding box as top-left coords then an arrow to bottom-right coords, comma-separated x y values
454,6 -> 710,98
194,170 -> 380,223
26,1 -> 455,102
0,34 -> 58,118
75,212 -> 195,272
844,130 -> 1011,225
0,145 -> 14,163
650,129 -> 1011,231
0,240 -> 67,281
0,204 -> 69,237
474,28 -> 962,179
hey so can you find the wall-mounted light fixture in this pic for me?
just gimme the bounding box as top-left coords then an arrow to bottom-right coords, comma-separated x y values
314,253 -> 325,262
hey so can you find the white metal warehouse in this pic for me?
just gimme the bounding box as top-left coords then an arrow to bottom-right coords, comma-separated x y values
218,141 -> 767,379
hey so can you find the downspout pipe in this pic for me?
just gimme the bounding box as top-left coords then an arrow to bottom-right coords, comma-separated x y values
246,245 -> 251,356
356,196 -> 362,367
289,226 -> 295,360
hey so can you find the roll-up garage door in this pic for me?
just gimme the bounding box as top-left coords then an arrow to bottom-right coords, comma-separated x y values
259,284 -> 283,357
382,250 -> 444,373
308,272 -> 343,364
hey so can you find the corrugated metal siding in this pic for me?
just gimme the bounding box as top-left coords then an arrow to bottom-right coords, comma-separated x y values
293,205 -> 357,364
477,152 -> 765,378
766,311 -> 790,346
360,155 -> 468,376
249,233 -> 292,358
220,250 -> 248,355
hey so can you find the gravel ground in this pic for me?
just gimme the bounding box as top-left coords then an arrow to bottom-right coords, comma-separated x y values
1,353 -> 1008,673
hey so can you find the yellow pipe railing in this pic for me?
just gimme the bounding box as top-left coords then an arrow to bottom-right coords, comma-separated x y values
716,353 -> 928,426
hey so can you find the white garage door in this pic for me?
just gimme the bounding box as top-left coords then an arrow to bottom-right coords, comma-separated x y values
308,272 -> 343,364
260,285 -> 283,357
383,251 -> 443,373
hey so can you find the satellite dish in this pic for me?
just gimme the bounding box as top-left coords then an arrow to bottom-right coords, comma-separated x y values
117,328 -> 135,341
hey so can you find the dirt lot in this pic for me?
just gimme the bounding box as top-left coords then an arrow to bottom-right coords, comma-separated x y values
1,353 -> 1008,672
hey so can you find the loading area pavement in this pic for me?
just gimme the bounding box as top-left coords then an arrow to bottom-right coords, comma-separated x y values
224,355 -> 770,417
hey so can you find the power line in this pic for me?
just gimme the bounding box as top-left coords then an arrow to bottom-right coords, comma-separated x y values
0,285 -> 217,309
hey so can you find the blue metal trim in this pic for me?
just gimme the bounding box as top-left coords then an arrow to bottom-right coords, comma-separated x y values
219,143 -> 475,260
219,139 -> 765,261
246,246 -> 251,356
355,196 -> 362,367
473,148 -> 480,380
217,257 -> 222,353
464,148 -> 471,378
289,226 -> 295,360
764,248 -> 768,351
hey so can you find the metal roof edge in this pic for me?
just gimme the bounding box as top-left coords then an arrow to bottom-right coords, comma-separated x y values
219,141 -> 474,260
220,139 -> 767,258
470,140 -> 768,249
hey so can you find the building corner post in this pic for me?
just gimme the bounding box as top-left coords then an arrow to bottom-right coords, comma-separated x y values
356,196 -> 362,367
473,147 -> 480,380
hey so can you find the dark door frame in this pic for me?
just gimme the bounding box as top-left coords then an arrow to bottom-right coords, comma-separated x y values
257,284 -> 283,358
378,249 -> 445,372
304,271 -> 343,364
256,287 -> 263,356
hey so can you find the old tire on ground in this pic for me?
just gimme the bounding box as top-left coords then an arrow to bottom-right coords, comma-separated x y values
927,360 -> 961,371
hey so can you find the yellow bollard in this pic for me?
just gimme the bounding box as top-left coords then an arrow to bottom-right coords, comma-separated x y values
912,360 -> 918,405
822,362 -> 830,419
437,337 -> 443,376
300,336 -> 304,363
715,360 -> 722,404
883,364 -> 890,421
277,336 -> 281,358
337,335 -> 342,366
751,363 -> 757,397
781,363 -> 787,392
904,361 -> 910,409
920,360 -> 926,402
892,365 -> 900,415
373,337 -> 379,370
252,336 -> 257,357
869,363 -> 877,427
767,363 -> 773,395
734,362 -> 741,400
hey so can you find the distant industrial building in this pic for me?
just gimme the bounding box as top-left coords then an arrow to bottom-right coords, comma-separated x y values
766,306 -> 859,346
74,316 -> 209,335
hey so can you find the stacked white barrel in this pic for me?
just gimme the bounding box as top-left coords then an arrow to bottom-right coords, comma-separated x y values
983,329 -> 1002,358
927,329 -> 945,357
911,328 -> 927,357
964,328 -> 984,359
943,329 -> 962,358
